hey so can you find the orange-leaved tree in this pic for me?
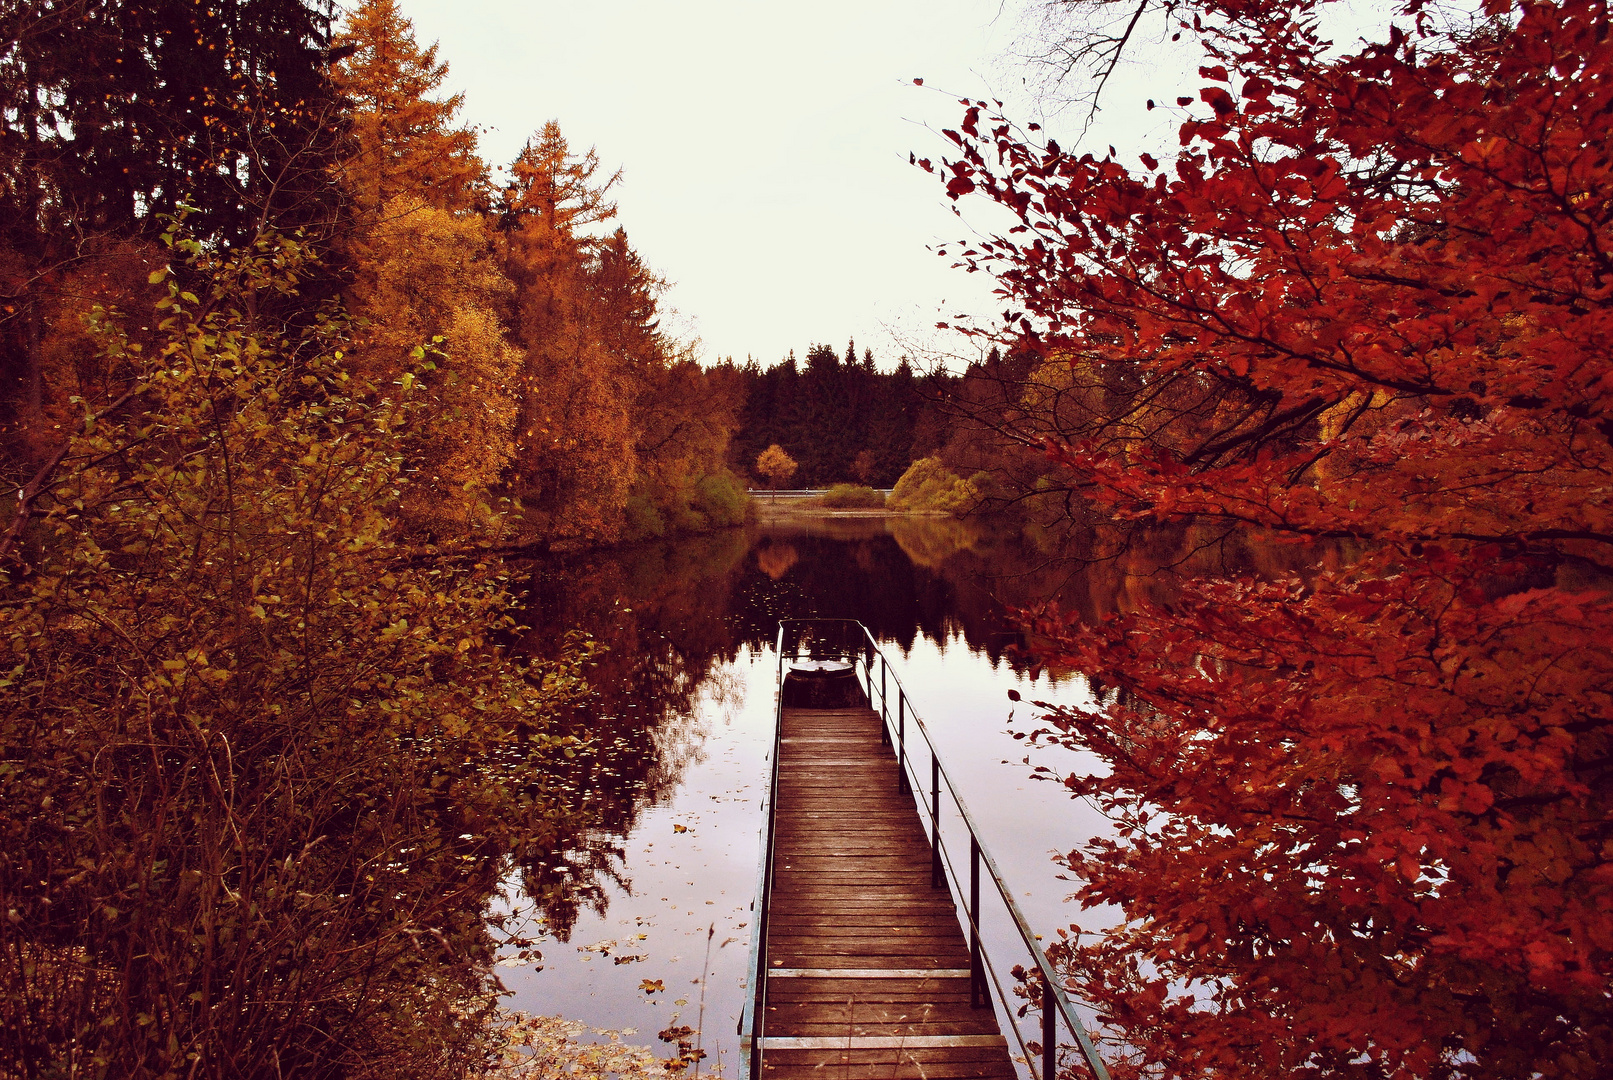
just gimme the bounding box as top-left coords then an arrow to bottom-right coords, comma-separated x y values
929,0 -> 1613,1077
499,122 -> 638,543
333,0 -> 520,534
755,444 -> 798,495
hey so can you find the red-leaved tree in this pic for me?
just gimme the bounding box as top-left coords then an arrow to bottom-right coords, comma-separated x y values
927,1 -> 1612,1076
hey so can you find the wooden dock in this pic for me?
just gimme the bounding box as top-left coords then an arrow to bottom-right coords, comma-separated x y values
756,705 -> 1017,1080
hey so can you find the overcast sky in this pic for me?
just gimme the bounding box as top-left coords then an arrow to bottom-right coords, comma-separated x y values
392,0 -> 1197,369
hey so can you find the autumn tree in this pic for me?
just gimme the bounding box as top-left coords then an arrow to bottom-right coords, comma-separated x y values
348,201 -> 521,531
755,443 -> 798,494
333,0 -> 519,532
0,228 -> 593,1079
851,448 -> 878,485
499,121 -> 638,543
332,0 -> 485,219
928,0 -> 1613,1076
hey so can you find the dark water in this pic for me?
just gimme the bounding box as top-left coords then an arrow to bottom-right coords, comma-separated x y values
494,514 -> 1278,1068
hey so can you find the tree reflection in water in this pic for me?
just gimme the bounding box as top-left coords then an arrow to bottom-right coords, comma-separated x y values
502,515 -> 1331,939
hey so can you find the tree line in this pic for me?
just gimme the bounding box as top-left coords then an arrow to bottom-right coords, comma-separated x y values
719,341 -> 957,490
0,1 -> 732,1075
1,0 -> 747,554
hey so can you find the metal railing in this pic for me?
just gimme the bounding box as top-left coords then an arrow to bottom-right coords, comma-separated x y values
739,619 -> 1110,1080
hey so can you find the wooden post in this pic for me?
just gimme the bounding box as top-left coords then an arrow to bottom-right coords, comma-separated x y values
897,692 -> 909,794
879,657 -> 890,746
1043,978 -> 1058,1080
969,836 -> 983,1008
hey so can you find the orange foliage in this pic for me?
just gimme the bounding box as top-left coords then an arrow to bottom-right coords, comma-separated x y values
500,123 -> 636,544
335,1 -> 519,532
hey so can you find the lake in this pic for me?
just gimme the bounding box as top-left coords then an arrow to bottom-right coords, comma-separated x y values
496,512 -> 1252,1071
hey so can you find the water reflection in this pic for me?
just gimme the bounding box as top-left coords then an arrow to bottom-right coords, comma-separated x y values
499,514 -> 1333,1036
507,531 -> 752,939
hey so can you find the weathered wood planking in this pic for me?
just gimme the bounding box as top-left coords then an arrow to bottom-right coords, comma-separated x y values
760,707 -> 1017,1080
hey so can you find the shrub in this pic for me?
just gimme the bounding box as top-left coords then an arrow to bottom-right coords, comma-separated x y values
691,470 -> 749,527
670,504 -> 709,533
0,230 -> 591,1079
623,494 -> 668,541
808,484 -> 887,509
887,458 -> 981,514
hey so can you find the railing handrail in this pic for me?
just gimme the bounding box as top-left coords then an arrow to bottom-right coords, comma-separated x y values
741,619 -> 1111,1080
847,620 -> 1111,1080
738,625 -> 789,1079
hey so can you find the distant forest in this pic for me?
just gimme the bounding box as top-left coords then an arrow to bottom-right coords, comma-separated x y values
721,342 -> 958,490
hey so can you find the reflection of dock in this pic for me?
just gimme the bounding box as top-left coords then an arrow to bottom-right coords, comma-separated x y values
759,703 -> 1013,1079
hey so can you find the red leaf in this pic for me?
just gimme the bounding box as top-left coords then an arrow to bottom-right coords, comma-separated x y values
1201,88 -> 1236,116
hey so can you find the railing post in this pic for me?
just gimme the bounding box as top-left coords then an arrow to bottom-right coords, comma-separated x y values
1043,978 -> 1058,1080
969,835 -> 983,1009
880,656 -> 890,746
897,692 -> 909,794
930,754 -> 942,888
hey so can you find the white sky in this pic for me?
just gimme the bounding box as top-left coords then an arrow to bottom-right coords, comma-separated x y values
392,1 -> 1200,369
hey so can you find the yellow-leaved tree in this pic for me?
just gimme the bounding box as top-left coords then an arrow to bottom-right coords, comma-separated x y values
334,0 -> 520,534
0,227 -> 592,1078
352,199 -> 520,531
755,444 -> 798,494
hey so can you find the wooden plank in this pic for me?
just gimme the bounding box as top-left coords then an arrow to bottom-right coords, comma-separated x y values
769,950 -> 971,966
763,1063 -> 1015,1079
766,959 -> 969,972
766,994 -> 981,1006
767,969 -> 972,980
762,1052 -> 1017,1080
763,1046 -> 1015,1062
767,900 -> 955,910
766,992 -> 981,1006
768,928 -> 969,942
759,1036 -> 1007,1049
769,916 -> 963,930
763,1020 -> 1005,1039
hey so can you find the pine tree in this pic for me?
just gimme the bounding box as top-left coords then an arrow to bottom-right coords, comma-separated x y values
2,0 -> 345,463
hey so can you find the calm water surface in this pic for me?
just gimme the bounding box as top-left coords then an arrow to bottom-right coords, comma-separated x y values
498,515 -> 1158,1069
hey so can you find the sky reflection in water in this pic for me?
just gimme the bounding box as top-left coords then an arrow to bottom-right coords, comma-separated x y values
498,516 -> 1112,1067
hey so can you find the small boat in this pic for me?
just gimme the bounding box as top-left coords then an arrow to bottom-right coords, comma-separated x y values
780,657 -> 865,708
